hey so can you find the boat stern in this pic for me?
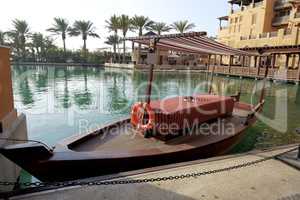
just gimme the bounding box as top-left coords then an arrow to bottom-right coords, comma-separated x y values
0,142 -> 53,166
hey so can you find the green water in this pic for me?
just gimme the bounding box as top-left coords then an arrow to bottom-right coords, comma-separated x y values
12,65 -> 300,153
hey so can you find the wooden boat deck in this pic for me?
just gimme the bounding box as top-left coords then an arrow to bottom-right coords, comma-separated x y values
71,108 -> 248,153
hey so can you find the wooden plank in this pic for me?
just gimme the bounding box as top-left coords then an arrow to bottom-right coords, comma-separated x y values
0,47 -> 15,121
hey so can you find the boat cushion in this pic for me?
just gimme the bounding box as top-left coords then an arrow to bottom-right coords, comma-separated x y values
150,95 -> 234,134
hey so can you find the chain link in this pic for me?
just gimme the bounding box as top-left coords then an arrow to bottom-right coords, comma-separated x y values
0,154 -> 275,188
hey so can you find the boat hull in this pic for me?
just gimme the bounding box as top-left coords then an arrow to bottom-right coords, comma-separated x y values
0,101 -> 262,182
0,119 -> 254,182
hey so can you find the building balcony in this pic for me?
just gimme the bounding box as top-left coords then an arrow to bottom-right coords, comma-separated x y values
272,15 -> 290,26
231,1 -> 264,13
274,0 -> 292,10
235,28 -> 299,49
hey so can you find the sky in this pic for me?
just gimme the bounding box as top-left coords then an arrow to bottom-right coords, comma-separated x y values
0,0 -> 229,51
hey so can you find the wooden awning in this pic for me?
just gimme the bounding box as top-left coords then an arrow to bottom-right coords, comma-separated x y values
126,32 -> 255,56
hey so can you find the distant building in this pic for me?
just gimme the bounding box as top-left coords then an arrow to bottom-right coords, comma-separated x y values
131,31 -> 209,67
217,0 -> 300,69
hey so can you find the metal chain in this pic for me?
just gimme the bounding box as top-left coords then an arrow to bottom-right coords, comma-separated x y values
0,153 -> 275,188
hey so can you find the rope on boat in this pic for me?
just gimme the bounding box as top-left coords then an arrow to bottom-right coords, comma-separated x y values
0,146 -> 298,189
0,138 -> 53,151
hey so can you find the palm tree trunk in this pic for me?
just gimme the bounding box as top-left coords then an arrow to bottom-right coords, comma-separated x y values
137,29 -> 142,64
83,39 -> 87,61
63,39 -> 66,60
113,44 -> 116,63
123,39 -> 126,64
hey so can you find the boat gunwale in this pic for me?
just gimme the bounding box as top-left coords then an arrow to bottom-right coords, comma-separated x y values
55,102 -> 258,157
42,113 -> 258,161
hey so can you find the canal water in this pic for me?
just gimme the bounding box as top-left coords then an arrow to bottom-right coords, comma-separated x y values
12,65 -> 300,153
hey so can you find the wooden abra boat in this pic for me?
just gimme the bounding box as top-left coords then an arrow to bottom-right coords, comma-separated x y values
0,96 -> 263,182
0,36 -> 266,182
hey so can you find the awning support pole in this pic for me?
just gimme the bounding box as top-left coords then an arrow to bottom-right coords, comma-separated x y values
297,53 -> 300,82
145,39 -> 159,104
260,61 -> 269,103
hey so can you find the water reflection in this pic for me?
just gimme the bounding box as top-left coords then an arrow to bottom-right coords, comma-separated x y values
296,86 -> 300,105
73,68 -> 93,109
18,76 -> 34,106
11,65 -> 300,150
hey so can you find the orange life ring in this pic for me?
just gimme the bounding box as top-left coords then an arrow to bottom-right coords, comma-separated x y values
131,102 -> 155,131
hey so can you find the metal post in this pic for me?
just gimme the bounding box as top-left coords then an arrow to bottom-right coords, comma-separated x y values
145,38 -> 158,104
146,64 -> 154,104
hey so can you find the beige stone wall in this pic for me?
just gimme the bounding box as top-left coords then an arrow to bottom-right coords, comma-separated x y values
0,46 -> 28,192
0,114 -> 28,192
217,0 -> 300,49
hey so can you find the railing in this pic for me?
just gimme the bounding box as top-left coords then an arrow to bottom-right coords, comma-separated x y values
272,15 -> 289,25
274,0 -> 290,8
259,32 -> 268,38
284,29 -> 292,35
269,31 -> 278,37
254,1 -> 263,7
220,26 -> 228,30
232,8 -> 241,13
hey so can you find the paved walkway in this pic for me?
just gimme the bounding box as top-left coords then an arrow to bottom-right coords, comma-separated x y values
12,145 -> 300,200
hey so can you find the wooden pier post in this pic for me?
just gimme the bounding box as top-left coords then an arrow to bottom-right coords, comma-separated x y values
0,47 -> 17,130
220,55 -> 223,66
208,54 -> 211,72
228,55 -> 232,74
285,53 -> 290,69
0,46 -> 28,192
271,54 -> 276,69
257,56 -> 262,77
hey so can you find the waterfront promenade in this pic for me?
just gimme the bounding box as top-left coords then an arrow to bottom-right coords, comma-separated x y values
131,64 -> 300,84
9,145 -> 300,200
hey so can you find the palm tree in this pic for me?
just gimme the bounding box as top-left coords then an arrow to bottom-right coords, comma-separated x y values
131,15 -> 153,36
30,33 -> 56,62
148,22 -> 172,35
31,33 -> 44,61
171,20 -> 195,33
131,15 -> 153,64
105,35 -> 121,62
8,19 -> 30,59
119,15 -> 132,63
105,15 -> 120,63
47,17 -> 70,56
0,30 -> 6,45
69,20 -> 100,56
